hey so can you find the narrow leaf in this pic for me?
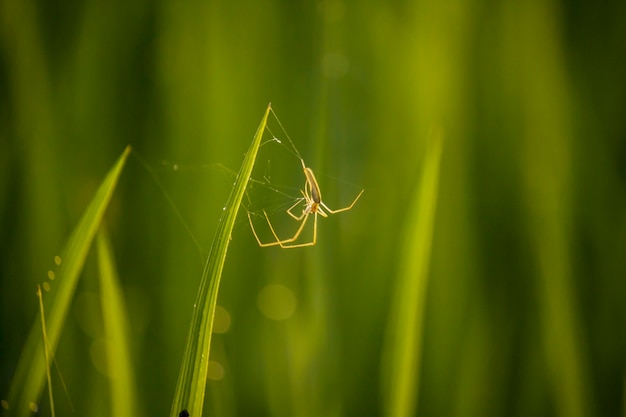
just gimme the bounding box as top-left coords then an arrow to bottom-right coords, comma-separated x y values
97,226 -> 137,417
170,103 -> 272,417
6,146 -> 131,417
381,133 -> 443,417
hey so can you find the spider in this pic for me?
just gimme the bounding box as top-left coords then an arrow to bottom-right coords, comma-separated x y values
247,158 -> 364,248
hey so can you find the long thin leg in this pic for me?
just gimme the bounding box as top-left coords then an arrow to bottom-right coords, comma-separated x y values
248,211 -> 283,247
321,189 -> 364,214
248,209 -> 312,247
286,197 -> 306,220
277,212 -> 317,248
265,210 -> 311,246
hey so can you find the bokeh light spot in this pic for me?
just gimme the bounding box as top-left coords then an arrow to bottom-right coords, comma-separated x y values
257,284 -> 297,321
74,291 -> 103,338
207,360 -> 225,380
90,338 -> 111,377
213,305 -> 231,334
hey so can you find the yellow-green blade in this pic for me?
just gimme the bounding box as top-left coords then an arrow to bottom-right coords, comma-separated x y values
170,103 -> 271,417
381,133 -> 443,417
6,146 -> 131,417
97,227 -> 137,417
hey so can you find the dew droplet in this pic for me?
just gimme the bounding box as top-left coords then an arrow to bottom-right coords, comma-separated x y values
47,270 -> 55,280
54,256 -> 62,265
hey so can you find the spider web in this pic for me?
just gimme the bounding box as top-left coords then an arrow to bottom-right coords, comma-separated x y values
132,112 -> 306,257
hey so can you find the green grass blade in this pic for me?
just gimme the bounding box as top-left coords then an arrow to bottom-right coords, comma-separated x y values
6,146 -> 131,417
97,227 -> 137,417
170,103 -> 271,417
36,286 -> 56,417
381,133 -> 443,417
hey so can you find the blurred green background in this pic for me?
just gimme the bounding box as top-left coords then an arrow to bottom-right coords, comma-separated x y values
1,0 -> 626,416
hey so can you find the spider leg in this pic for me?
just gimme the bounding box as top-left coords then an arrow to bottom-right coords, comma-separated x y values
248,192 -> 310,247
321,189 -> 364,214
287,185 -> 312,220
277,211 -> 318,248
248,156 -> 363,249
248,211 -> 283,247
286,197 -> 307,220
265,210 -> 311,246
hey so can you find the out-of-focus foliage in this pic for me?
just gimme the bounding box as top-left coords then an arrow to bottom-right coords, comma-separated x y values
1,0 -> 625,416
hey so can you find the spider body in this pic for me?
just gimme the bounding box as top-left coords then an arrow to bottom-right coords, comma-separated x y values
304,166 -> 321,204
